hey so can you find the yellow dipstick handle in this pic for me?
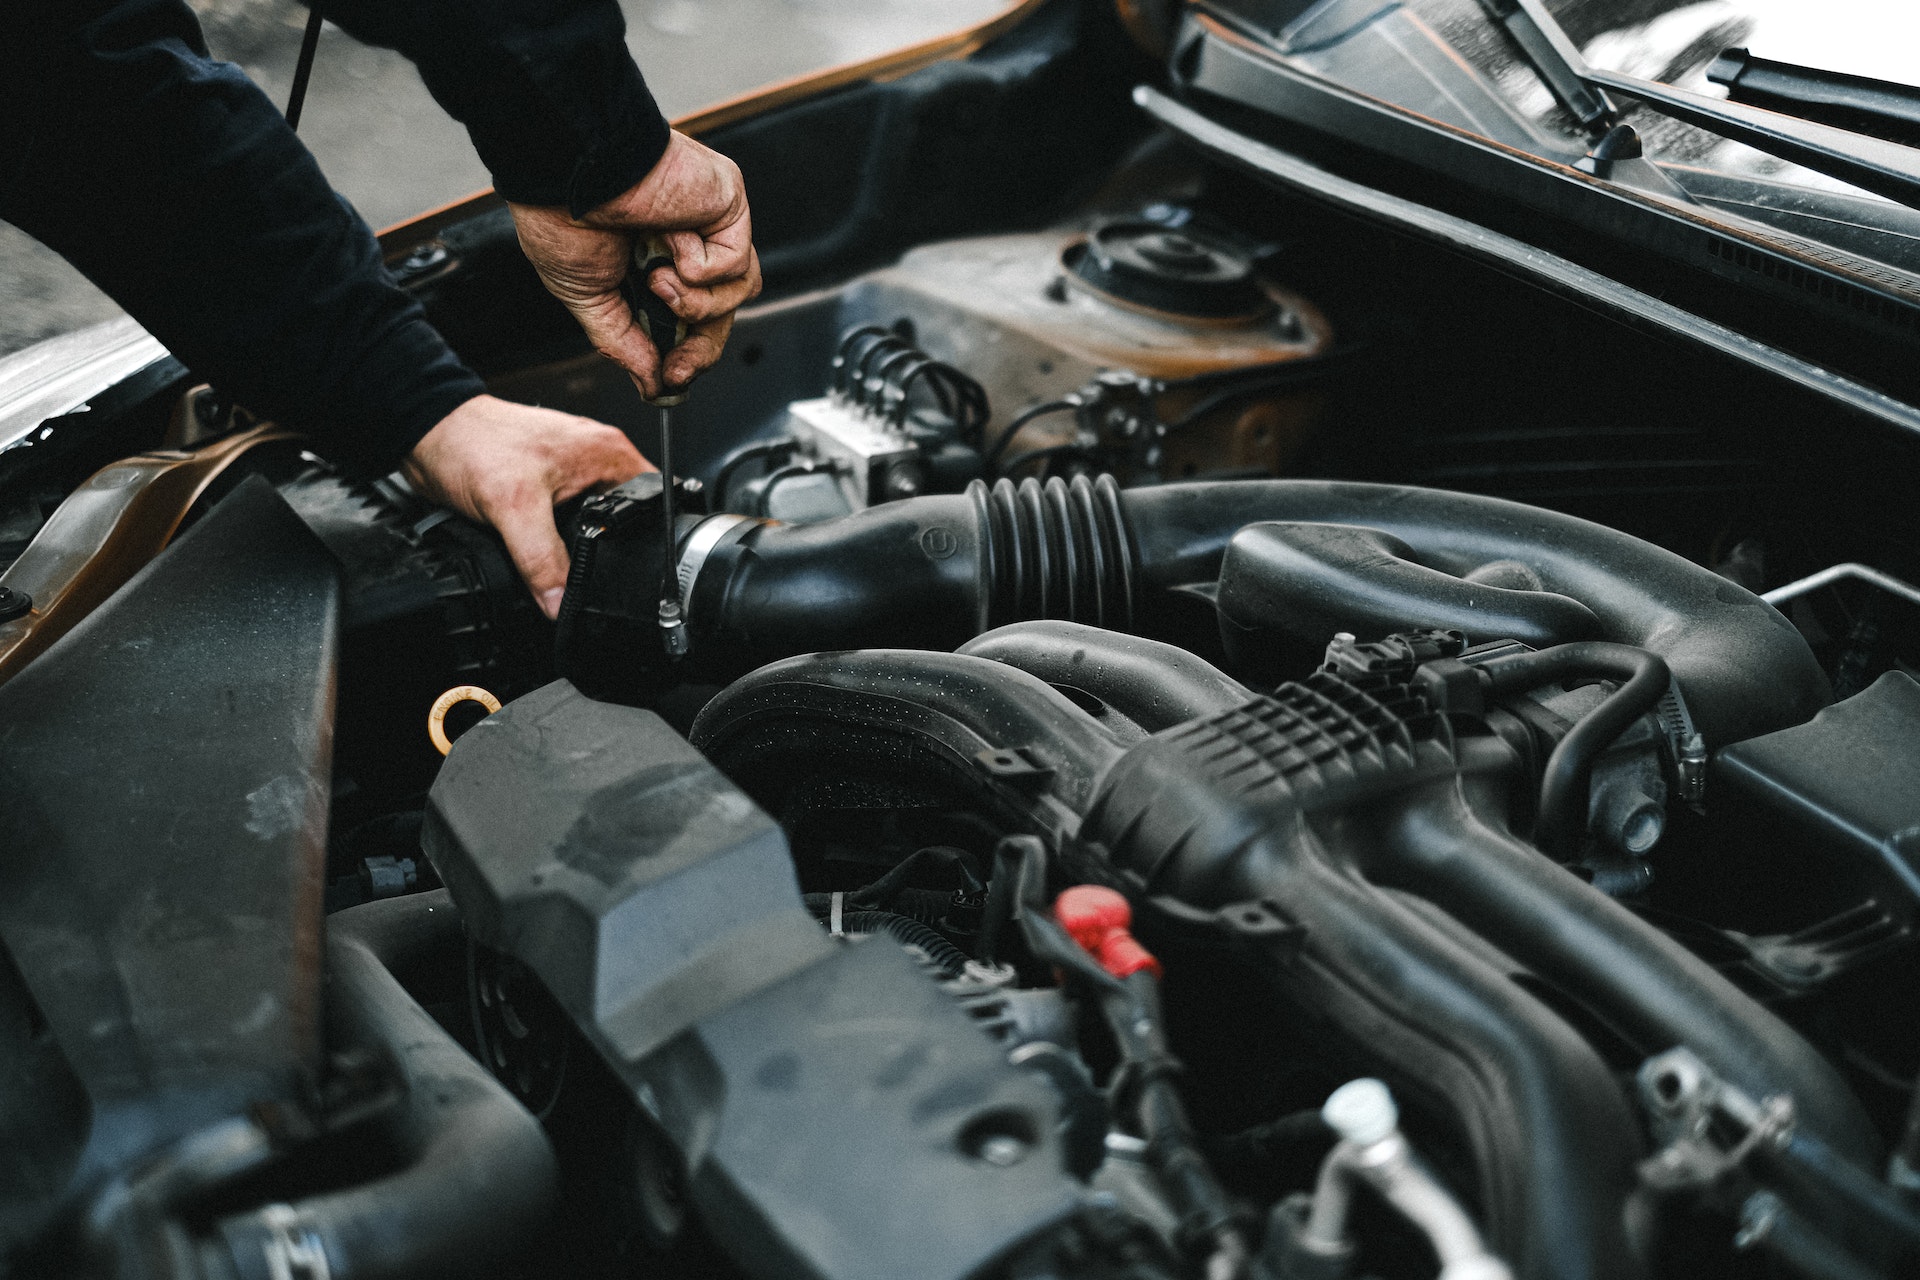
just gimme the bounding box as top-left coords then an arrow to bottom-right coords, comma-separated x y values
428,684 -> 502,757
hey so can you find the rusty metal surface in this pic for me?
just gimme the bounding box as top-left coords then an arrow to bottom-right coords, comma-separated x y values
854,232 -> 1331,384
0,423 -> 296,686
840,230 -> 1333,472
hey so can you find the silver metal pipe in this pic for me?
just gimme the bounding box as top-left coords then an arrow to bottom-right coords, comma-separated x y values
1762,562 -> 1920,611
1302,1080 -> 1515,1280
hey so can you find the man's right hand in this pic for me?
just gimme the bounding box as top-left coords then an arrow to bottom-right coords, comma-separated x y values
509,131 -> 761,400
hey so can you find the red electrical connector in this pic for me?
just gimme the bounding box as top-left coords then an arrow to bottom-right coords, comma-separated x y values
1054,884 -> 1162,980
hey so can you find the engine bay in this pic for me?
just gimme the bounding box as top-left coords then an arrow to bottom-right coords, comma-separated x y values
7,54 -> 1920,1280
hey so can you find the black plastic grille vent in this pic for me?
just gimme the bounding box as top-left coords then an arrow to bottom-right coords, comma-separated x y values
1162,671 -> 1448,806
1085,670 -> 1463,895
1706,234 -> 1920,335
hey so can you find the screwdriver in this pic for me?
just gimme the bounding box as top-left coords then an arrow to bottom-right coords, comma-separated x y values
622,235 -> 691,658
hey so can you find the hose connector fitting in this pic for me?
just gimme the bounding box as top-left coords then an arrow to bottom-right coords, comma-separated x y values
1054,885 -> 1162,980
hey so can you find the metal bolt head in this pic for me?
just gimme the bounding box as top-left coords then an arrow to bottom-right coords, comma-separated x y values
0,585 -> 30,623
657,598 -> 689,658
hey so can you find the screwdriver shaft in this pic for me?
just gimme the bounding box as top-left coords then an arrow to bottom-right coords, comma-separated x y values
658,403 -> 675,567
656,402 -> 690,656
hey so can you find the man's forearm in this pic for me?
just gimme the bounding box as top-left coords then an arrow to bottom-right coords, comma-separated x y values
1,0 -> 485,475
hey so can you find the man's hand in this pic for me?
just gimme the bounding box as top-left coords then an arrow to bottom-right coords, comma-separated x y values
509,131 -> 761,400
404,395 -> 650,620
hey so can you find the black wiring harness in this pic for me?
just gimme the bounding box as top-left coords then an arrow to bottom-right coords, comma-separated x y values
832,325 -> 990,442
989,835 -> 1251,1279
713,327 -> 995,515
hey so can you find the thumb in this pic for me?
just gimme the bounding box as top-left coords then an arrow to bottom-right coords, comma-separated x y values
489,491 -> 573,620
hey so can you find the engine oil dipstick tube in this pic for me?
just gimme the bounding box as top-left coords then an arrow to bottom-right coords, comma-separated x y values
623,236 -> 691,658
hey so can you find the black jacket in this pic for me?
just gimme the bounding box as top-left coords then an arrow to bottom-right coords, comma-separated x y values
1,1 -> 671,473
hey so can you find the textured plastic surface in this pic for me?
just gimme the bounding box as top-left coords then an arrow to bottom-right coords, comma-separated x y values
1124,481 -> 1827,747
424,679 -> 819,1055
425,680 -> 1082,1280
0,477 -> 337,1243
959,619 -> 1254,735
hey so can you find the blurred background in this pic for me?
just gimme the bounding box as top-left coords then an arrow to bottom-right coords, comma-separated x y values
0,0 -> 1006,357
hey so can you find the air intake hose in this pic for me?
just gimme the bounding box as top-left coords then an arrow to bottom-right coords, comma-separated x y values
211,893 -> 557,1280
958,620 -> 1254,736
597,477 -> 1827,746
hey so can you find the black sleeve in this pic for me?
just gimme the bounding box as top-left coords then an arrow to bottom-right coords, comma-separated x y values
1,0 -> 488,475
309,0 -> 673,216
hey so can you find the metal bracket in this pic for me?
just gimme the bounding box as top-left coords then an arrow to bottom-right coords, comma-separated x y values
1635,1047 -> 1796,1194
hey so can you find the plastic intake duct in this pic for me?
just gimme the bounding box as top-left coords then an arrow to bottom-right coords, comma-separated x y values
689,635 -> 1882,1280
560,476 -> 1827,747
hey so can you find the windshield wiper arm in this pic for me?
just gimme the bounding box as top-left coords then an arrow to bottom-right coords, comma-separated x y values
1584,67 -> 1920,212
1708,48 -> 1920,151
1496,0 -> 1920,211
1475,0 -> 1614,132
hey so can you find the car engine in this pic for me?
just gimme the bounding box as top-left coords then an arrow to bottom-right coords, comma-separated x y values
7,37 -> 1920,1280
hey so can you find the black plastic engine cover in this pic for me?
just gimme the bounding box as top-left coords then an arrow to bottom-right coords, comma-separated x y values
423,680 -> 1081,1280
0,477 -> 337,1246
